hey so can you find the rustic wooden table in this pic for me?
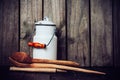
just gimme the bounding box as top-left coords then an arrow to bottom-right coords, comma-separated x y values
0,66 -> 119,80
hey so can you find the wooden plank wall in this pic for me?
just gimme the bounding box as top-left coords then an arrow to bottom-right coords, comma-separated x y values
0,0 -> 19,65
0,0 -> 120,67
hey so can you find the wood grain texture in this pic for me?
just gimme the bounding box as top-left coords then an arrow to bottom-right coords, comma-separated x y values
8,68 -> 107,80
9,72 -> 50,80
0,0 -> 19,65
20,0 -> 42,56
0,66 -> 117,80
113,0 -> 120,67
0,0 -> 116,67
91,0 -> 112,66
43,0 -> 66,59
67,0 -> 90,66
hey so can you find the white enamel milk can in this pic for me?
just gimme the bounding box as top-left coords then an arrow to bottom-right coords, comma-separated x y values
28,17 -> 57,60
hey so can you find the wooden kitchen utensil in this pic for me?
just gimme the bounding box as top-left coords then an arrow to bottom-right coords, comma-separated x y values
9,57 -> 106,75
10,67 -> 66,72
10,52 -> 79,67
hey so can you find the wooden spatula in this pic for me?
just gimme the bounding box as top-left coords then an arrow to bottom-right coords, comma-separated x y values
10,67 -> 66,72
9,57 -> 106,75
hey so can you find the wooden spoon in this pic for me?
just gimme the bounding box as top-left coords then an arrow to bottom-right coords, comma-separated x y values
9,57 -> 106,75
10,52 -> 79,67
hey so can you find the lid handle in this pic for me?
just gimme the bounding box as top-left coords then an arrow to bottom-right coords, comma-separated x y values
44,17 -> 49,21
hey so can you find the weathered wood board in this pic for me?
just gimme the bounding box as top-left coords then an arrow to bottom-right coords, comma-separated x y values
91,0 -> 112,66
20,0 -> 42,56
67,0 -> 90,66
0,0 -> 19,65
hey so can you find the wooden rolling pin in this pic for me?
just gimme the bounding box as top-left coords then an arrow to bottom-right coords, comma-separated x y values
10,52 -> 79,67
9,57 -> 106,75
10,67 -> 66,72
